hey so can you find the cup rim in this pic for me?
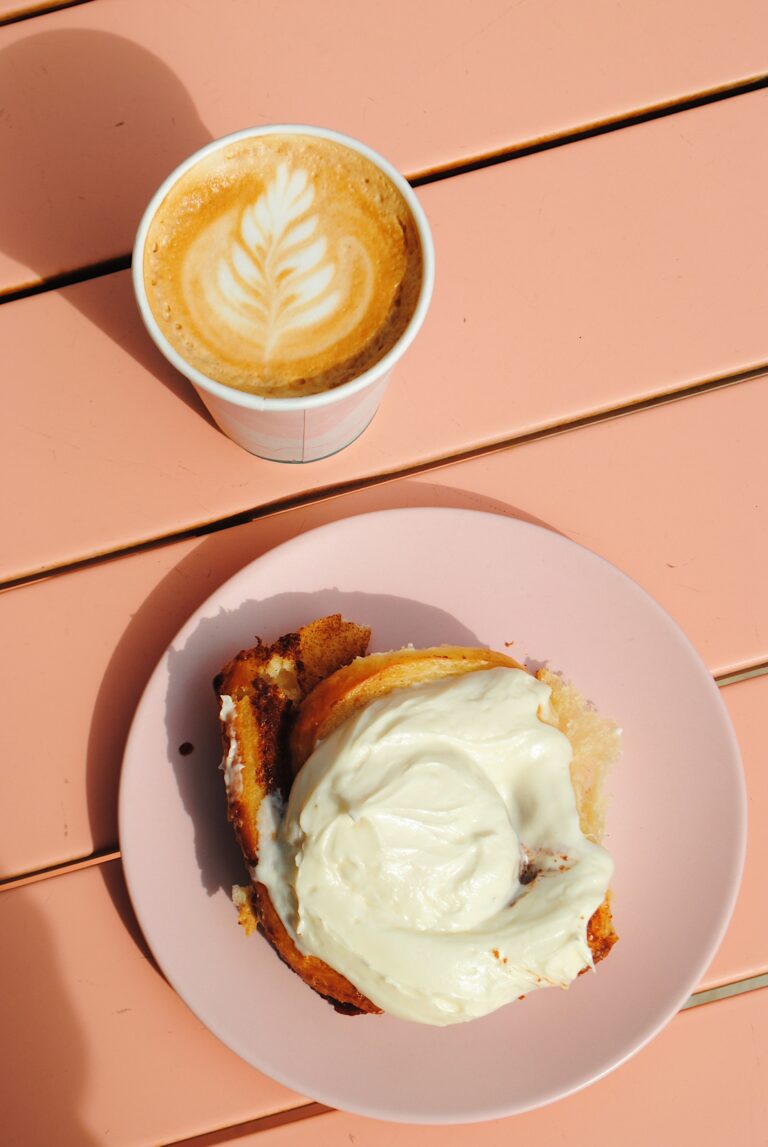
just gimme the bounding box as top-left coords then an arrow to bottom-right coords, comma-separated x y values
132,123 -> 435,412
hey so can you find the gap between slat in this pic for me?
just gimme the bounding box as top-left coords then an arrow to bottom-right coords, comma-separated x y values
0,0 -> 94,29
0,846 -> 120,891
408,72 -> 768,186
158,1103 -> 332,1147
681,972 -> 768,1010
714,662 -> 768,687
1,362 -> 765,594
0,73 -> 765,303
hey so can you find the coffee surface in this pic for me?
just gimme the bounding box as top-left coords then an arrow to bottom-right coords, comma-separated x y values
143,134 -> 423,397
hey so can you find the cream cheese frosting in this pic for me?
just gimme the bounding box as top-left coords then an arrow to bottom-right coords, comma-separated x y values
218,694 -> 244,796
255,667 -> 614,1025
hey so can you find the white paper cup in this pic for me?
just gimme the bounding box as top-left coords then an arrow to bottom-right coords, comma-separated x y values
133,125 -> 434,463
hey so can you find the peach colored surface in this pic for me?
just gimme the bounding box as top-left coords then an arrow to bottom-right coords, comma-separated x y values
228,989 -> 768,1147
2,2 -> 767,1142
2,381 -> 767,880
2,92 -> 767,582
0,861 -> 300,1147
0,0 -> 766,290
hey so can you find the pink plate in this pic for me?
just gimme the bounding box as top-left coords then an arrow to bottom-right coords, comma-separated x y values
119,508 -> 746,1123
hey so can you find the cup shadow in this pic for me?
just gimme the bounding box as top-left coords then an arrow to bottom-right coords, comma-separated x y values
0,29 -> 215,417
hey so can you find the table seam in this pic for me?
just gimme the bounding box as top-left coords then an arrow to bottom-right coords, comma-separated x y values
0,75 -> 765,302
0,0 -> 92,28
2,361 -> 765,593
155,1103 -> 332,1147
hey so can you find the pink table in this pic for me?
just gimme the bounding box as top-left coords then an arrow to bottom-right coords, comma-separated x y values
1,2 -> 766,1144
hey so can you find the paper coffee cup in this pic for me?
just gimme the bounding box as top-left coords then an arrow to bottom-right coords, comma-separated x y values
133,125 -> 434,463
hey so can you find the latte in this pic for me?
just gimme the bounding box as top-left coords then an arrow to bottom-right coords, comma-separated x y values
142,133 -> 424,397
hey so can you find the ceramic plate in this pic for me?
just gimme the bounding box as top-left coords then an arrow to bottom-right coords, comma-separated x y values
119,508 -> 745,1123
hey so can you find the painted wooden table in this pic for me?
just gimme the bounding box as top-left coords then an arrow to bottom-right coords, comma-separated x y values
1,2 -> 767,1144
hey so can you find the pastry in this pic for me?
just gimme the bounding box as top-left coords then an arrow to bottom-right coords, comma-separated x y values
214,615 -> 619,1023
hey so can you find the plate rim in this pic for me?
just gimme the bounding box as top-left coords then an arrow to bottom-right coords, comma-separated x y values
118,506 -> 747,1123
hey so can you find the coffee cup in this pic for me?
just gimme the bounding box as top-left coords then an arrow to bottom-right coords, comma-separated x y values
133,125 -> 434,463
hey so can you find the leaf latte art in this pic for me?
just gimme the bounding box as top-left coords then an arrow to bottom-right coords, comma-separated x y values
143,134 -> 424,397
200,164 -> 373,361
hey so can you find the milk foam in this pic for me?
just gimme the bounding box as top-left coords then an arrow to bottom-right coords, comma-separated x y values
189,163 -> 373,363
143,135 -> 423,397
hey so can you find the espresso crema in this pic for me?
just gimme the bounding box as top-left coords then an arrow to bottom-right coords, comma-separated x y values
143,134 -> 424,397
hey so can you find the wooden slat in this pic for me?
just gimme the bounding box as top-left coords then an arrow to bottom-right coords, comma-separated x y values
204,989 -> 768,1147
2,381 -> 766,987
0,860 -> 300,1147
0,0 -> 766,291
1,91 -> 767,583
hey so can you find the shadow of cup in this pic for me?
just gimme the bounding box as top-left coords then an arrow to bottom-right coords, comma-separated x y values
0,28 -> 215,412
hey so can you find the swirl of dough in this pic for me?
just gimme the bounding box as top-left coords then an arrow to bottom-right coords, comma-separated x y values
257,668 -> 614,1025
